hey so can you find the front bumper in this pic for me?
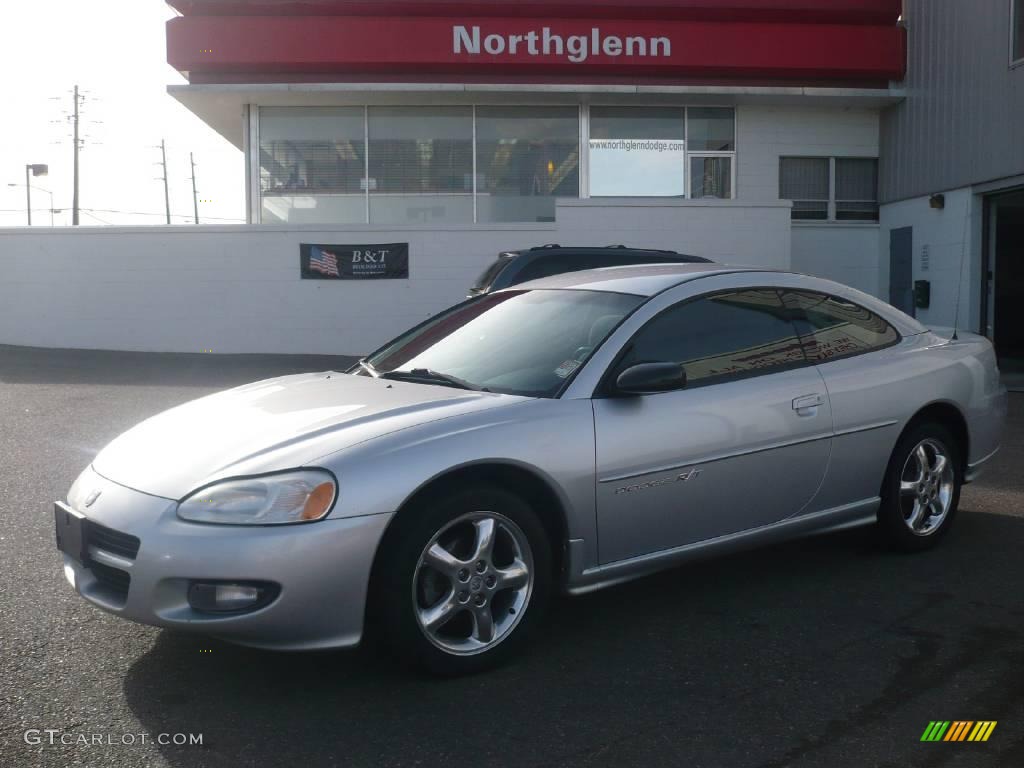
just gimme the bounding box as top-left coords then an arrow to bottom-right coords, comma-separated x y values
60,466 -> 391,650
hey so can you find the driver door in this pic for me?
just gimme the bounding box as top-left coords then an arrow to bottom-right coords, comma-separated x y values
592,288 -> 832,564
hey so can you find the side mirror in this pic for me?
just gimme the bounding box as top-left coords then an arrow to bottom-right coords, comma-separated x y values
614,362 -> 687,395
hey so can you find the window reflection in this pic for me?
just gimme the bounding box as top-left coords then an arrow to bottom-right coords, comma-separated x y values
471,106 -> 580,223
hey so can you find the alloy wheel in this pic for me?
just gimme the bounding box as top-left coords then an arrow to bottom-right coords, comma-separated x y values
412,512 -> 534,655
898,438 -> 955,536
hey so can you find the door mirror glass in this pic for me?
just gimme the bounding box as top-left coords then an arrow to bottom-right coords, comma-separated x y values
615,362 -> 687,395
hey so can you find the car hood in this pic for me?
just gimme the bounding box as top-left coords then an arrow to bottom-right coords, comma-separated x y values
92,372 -> 522,500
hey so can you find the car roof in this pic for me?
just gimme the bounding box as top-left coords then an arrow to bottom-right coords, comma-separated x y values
505,263 -> 767,297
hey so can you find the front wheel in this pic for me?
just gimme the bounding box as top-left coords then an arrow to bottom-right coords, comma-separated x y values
370,486 -> 552,676
877,422 -> 961,551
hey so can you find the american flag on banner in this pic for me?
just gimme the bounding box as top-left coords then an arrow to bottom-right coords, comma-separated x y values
309,248 -> 340,277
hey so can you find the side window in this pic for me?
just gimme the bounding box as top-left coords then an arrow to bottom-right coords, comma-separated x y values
781,290 -> 900,363
619,289 -> 806,387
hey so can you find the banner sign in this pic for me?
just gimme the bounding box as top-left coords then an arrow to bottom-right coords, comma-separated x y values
300,243 -> 409,280
589,138 -> 686,197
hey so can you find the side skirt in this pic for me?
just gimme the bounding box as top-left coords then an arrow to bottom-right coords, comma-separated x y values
564,498 -> 879,596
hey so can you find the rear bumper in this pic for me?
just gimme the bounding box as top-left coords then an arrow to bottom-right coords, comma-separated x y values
60,467 -> 391,650
965,385 -> 1008,484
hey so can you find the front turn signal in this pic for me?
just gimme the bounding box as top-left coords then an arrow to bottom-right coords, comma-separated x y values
302,481 -> 336,521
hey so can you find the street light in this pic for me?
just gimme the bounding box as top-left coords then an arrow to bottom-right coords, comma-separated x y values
23,164 -> 49,226
8,178 -> 55,226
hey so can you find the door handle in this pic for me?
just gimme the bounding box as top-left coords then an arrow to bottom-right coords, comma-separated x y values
792,393 -> 823,412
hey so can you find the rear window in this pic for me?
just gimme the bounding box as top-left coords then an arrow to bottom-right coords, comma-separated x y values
471,255 -> 512,292
512,252 -> 704,287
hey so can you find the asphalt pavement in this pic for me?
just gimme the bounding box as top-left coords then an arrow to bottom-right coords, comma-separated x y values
1,344 -> 1022,768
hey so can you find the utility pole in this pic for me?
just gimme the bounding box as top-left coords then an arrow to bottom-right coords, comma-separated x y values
72,85 -> 80,225
160,139 -> 170,225
190,152 -> 199,224
24,166 -> 32,226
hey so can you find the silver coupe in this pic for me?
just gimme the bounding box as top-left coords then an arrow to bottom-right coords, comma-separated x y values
56,264 -> 1007,674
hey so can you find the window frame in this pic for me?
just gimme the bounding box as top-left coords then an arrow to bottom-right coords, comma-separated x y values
779,156 -> 880,223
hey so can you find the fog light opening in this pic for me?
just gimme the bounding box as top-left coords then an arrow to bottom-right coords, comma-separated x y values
187,581 -> 280,614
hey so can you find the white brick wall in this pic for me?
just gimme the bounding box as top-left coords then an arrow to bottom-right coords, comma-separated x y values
0,198 -> 792,355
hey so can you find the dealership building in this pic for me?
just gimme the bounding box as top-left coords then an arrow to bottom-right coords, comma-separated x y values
0,0 -> 1020,367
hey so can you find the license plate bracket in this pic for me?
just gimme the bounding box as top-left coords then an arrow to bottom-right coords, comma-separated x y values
54,501 -> 89,565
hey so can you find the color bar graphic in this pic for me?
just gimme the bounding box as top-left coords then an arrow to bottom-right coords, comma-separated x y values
921,721 -> 997,742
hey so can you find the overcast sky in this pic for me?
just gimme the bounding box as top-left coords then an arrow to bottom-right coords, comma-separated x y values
0,1 -> 244,227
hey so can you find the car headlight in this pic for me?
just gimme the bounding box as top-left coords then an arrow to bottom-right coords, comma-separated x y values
177,470 -> 337,525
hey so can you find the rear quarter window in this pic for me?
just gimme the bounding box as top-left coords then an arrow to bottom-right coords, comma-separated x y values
781,290 -> 899,363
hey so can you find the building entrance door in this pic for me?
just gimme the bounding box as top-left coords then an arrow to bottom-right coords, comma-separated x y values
986,190 -> 1024,374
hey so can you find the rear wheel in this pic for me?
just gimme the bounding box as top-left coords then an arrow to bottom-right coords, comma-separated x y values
371,486 -> 552,676
877,422 -> 961,551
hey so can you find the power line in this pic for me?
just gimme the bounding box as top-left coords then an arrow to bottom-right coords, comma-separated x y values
81,210 -> 113,225
0,208 -> 245,222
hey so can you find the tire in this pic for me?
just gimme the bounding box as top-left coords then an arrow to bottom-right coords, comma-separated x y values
370,485 -> 552,676
877,421 -> 962,552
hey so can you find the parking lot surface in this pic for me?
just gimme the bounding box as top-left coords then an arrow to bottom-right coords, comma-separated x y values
1,344 -> 1022,768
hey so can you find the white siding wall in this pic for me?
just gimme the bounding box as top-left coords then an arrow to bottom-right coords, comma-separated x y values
878,187 -> 983,332
737,104 -> 881,201
791,224 -> 882,296
0,199 -> 791,355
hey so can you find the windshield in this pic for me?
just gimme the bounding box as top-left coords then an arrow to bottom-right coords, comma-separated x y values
365,289 -> 643,397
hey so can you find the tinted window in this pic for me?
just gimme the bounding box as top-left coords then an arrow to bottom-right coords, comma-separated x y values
619,289 -> 805,386
781,290 -> 899,363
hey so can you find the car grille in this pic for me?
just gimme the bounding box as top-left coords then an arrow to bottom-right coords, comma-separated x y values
89,561 -> 132,599
88,522 -> 141,560
84,522 -> 139,603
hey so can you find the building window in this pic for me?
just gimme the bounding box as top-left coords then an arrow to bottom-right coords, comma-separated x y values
687,108 -> 735,152
259,107 -> 366,225
688,107 -> 735,199
367,106 -> 473,224
780,157 -> 878,222
690,156 -> 733,199
587,106 -> 735,199
1014,0 -> 1024,63
589,107 -> 686,197
475,106 -> 580,223
779,157 -> 830,220
835,158 -> 880,221
256,105 -> 739,224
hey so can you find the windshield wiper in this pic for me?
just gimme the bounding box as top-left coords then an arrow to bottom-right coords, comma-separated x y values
380,368 -> 484,391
